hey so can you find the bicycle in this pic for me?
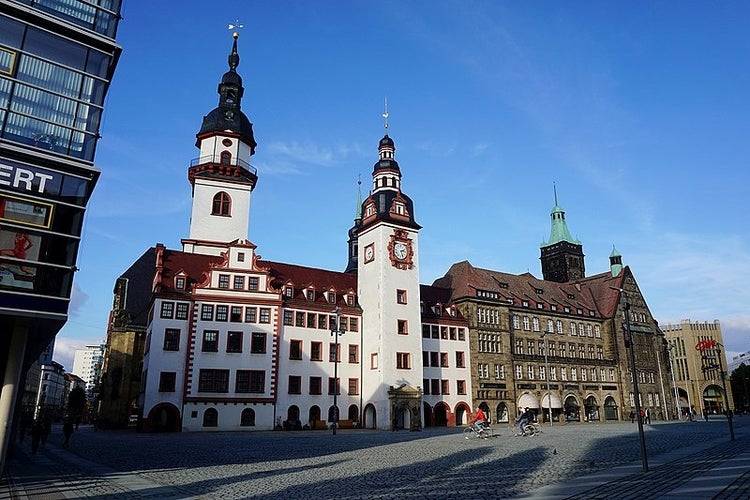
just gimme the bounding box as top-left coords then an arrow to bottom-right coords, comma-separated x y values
463,422 -> 494,439
512,420 -> 541,437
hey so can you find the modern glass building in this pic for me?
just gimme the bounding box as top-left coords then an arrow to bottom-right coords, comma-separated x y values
0,0 -> 122,470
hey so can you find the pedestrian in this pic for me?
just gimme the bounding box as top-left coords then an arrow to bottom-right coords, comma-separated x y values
639,408 -> 645,423
30,420 -> 42,454
62,419 -> 74,448
629,410 -> 635,423
40,418 -> 51,447
645,408 -> 651,425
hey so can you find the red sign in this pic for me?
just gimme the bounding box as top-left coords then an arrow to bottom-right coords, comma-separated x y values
695,339 -> 717,351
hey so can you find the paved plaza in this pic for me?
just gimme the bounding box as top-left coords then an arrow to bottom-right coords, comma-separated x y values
2,416 -> 749,499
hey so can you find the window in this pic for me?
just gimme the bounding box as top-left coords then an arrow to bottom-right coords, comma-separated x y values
163,328 -> 180,351
550,367 -> 557,380
251,332 -> 267,353
309,376 -> 322,395
512,315 -> 520,329
457,380 -> 466,395
237,252 -> 245,262
311,342 -> 322,361
515,365 -> 522,379
220,150 -> 232,164
527,340 -> 535,355
348,344 -> 359,363
212,191 -> 231,216
201,304 -> 214,321
236,370 -> 264,393
245,307 -> 257,323
478,363 -> 489,379
532,317 -> 540,331
284,286 -> 293,298
458,328 -> 465,341
329,343 -> 340,362
328,377 -> 340,395
202,330 -> 218,352
440,352 -> 449,367
431,379 -> 440,395
571,367 -> 578,381
371,353 -> 378,369
456,351 -> 465,368
248,277 -> 259,291
158,372 -> 176,392
397,320 -> 408,335
556,320 -> 563,334
348,378 -> 359,396
570,322 -> 577,335
527,365 -> 534,379
288,376 -> 301,394
441,327 -> 448,339
349,317 -> 358,332
441,380 -> 450,395
595,325 -> 601,338
175,277 -> 185,290
328,292 -> 336,304
215,305 -> 228,321
203,408 -> 218,427
281,310 -> 292,326
396,352 -> 411,369
259,308 -> 271,323
318,314 -> 327,329
290,340 -> 303,360
307,313 -> 316,328
198,369 -> 229,392
230,306 -> 242,322
160,301 -> 174,319
295,312 -> 305,327
218,274 -> 229,289
306,290 -> 314,301
175,303 -> 189,320
430,352 -> 439,367
396,289 -> 407,304
233,276 -> 245,290
515,339 -> 523,355
523,316 -> 530,330
240,409 -> 256,426
227,331 -> 243,353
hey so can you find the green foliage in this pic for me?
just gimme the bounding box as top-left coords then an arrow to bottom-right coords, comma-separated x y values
68,386 -> 87,415
729,363 -> 750,411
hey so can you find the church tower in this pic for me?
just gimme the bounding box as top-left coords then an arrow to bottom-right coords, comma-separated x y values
540,189 -> 585,282
357,129 -> 424,430
182,32 -> 258,256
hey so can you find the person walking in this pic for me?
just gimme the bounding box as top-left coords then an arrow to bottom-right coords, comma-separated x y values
62,419 -> 74,448
30,420 -> 42,454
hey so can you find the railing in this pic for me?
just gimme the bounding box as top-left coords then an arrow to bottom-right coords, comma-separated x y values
190,156 -> 257,176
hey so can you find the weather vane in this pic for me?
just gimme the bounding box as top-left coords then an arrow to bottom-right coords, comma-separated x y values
382,97 -> 389,131
228,19 -> 244,36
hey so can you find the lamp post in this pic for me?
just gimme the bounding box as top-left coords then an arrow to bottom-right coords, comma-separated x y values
667,343 -> 681,420
330,307 -> 346,435
698,340 -> 735,441
612,287 -> 648,472
540,331 -> 553,427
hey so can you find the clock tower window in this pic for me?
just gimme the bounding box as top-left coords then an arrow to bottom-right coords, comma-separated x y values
220,151 -> 232,165
212,191 -> 231,216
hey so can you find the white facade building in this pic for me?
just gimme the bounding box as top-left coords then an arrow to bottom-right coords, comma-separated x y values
72,343 -> 105,400
134,34 -> 473,432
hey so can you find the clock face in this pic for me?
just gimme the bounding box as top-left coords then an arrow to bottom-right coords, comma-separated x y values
394,242 -> 408,260
364,245 -> 374,262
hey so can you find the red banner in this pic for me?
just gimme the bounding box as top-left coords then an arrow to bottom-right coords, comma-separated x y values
695,339 -> 717,351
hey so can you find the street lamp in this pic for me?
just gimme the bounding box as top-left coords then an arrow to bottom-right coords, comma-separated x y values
698,340 -> 735,441
667,343 -> 681,420
330,307 -> 346,435
540,331 -> 552,427
611,287 -> 648,472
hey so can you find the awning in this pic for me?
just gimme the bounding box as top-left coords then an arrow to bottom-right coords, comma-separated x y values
518,393 -> 539,409
540,393 -> 563,409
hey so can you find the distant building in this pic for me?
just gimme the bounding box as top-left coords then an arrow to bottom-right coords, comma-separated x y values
662,319 -> 734,416
72,343 -> 105,403
728,351 -> 750,374
34,361 -> 66,419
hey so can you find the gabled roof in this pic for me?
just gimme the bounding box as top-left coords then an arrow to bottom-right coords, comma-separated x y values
265,260 -> 357,293
420,284 -> 468,323
433,260 -> 626,319
158,248 -> 223,294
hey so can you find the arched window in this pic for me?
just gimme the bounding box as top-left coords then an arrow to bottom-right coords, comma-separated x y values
220,150 -> 232,165
212,192 -> 231,216
240,408 -> 255,426
203,408 -> 218,427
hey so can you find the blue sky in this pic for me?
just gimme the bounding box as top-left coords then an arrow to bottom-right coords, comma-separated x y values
55,1 -> 750,372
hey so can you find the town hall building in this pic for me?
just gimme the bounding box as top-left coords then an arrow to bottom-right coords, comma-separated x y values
98,33 -> 674,432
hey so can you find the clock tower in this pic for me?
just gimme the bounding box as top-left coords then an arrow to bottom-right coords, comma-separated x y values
182,32 -> 258,256
357,133 -> 423,430
540,189 -> 585,283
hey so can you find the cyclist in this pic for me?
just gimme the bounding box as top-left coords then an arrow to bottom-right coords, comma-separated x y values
517,407 -> 533,435
472,407 -> 487,433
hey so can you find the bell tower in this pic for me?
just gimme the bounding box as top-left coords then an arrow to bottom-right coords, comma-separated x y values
540,187 -> 585,282
182,32 -> 258,256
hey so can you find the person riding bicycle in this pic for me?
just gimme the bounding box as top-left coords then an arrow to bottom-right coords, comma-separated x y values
517,407 -> 534,435
472,407 -> 487,433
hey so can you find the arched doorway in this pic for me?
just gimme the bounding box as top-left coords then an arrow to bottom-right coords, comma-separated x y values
240,408 -> 255,427
518,392 -> 540,419
146,403 -> 181,432
703,385 -> 724,414
433,402 -> 449,426
564,395 -> 580,422
348,404 -> 359,424
202,408 -> 218,427
363,404 -> 377,429
455,402 -> 471,426
496,402 -> 509,423
286,405 -> 301,429
308,405 -> 321,428
604,396 -> 618,420
584,395 -> 600,421
539,393 -> 563,423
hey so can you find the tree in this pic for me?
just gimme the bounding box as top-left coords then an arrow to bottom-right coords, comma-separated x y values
68,386 -> 87,417
729,363 -> 750,413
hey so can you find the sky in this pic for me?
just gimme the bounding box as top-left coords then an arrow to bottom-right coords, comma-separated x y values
54,1 -> 750,372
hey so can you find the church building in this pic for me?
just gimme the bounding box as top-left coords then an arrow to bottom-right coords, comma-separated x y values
99,33 -> 673,432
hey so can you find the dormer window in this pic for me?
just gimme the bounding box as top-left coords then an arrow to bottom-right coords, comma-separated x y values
327,292 -> 336,304
284,286 -> 293,298
212,191 -> 231,216
347,294 -> 354,306
175,277 -> 185,290
306,289 -> 314,301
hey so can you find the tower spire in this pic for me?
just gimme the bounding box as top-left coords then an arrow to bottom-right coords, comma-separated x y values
382,97 -> 389,131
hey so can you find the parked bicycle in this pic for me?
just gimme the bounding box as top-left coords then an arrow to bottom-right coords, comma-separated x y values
463,422 -> 494,439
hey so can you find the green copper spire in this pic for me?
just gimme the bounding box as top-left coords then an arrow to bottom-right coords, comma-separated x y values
610,245 -> 623,277
355,174 -> 362,219
542,184 -> 580,247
